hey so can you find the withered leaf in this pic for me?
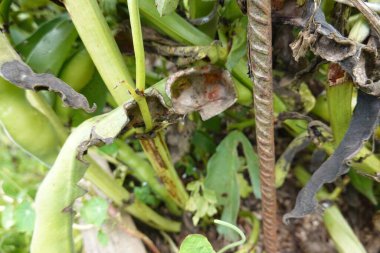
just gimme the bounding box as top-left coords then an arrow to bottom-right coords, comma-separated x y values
166,66 -> 237,120
1,61 -> 95,112
284,90 -> 380,222
0,31 -> 95,112
291,0 -> 380,96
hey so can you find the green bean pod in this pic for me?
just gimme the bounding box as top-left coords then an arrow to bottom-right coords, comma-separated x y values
56,48 -> 96,123
0,77 -> 60,165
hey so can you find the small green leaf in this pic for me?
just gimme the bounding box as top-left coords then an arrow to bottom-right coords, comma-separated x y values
179,234 -> 216,253
80,197 -> 109,227
155,0 -> 179,16
14,201 -> 35,233
185,180 -> 217,225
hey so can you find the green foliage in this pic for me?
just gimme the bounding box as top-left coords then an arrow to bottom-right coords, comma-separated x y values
155,0 -> 179,16
179,234 -> 215,253
205,131 -> 260,240
185,180 -> 217,225
0,129 -> 46,253
80,197 -> 109,227
226,17 -> 247,71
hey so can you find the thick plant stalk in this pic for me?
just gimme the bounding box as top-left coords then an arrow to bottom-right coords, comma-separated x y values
64,0 -> 188,207
247,1 -> 278,252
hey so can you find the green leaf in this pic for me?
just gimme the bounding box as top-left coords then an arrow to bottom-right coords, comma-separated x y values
31,106 -> 130,253
237,173 -> 251,198
179,234 -> 216,253
323,205 -> 367,253
204,131 -> 260,240
191,131 -> 216,161
155,0 -> 179,16
185,181 -> 217,225
134,184 -> 160,207
17,14 -> 78,75
80,197 -> 109,227
349,170 -> 377,205
14,201 -> 35,233
226,17 -> 248,71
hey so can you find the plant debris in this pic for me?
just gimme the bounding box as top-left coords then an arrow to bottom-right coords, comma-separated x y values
284,90 -> 380,222
291,0 -> 380,97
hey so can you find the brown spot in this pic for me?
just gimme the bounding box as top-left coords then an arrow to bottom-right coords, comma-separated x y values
328,63 -> 347,86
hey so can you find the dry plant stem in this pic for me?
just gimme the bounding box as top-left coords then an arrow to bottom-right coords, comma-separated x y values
247,0 -> 278,252
140,132 -> 189,208
349,0 -> 380,37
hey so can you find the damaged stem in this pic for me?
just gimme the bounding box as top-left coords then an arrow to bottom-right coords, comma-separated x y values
64,0 -> 188,208
247,0 -> 278,252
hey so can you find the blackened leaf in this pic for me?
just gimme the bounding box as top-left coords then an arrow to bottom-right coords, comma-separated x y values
284,91 -> 380,222
275,132 -> 311,188
0,31 -> 95,112
291,0 -> 380,96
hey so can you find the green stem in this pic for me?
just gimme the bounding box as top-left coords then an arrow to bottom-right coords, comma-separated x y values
128,0 -> 145,92
85,159 -> 181,232
326,81 -> 353,144
128,0 -> 153,131
115,140 -> 182,215
214,219 -> 246,253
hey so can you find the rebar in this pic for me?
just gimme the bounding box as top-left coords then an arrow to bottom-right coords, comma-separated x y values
247,0 -> 278,252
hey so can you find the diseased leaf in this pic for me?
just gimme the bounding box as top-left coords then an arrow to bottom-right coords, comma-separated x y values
0,29 -> 95,113
275,132 -> 311,188
179,234 -> 215,253
291,0 -> 380,96
166,66 -> 237,120
205,131 -> 260,240
284,91 -> 380,222
155,0 -> 179,16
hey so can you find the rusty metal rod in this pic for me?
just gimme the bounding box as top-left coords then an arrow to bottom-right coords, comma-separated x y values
247,0 -> 278,252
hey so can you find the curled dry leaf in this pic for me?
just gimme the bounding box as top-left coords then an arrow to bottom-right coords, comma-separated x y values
0,31 -> 95,112
283,90 -> 380,222
275,132 -> 311,188
166,66 -> 237,120
291,0 -> 380,96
